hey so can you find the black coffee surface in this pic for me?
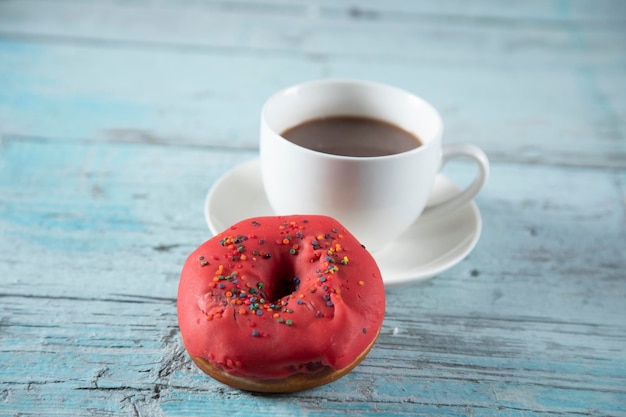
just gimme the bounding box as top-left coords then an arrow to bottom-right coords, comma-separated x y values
281,116 -> 421,157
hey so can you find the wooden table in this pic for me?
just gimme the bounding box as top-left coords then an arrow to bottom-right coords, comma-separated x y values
1,1 -> 625,415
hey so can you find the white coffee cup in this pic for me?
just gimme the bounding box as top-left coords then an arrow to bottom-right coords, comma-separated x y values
260,79 -> 489,253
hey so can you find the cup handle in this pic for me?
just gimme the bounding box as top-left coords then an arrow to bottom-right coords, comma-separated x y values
421,143 -> 489,218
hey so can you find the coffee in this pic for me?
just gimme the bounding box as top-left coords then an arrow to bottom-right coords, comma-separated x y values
281,116 -> 421,157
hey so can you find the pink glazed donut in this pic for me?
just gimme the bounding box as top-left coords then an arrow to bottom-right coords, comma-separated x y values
177,215 -> 385,392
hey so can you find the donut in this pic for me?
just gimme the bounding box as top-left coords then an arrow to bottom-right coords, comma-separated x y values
177,215 -> 385,392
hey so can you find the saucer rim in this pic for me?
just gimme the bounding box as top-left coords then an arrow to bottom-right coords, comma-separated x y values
204,158 -> 481,285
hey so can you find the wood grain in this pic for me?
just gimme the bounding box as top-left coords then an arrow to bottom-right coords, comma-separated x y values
1,0 -> 625,415
1,0 -> 624,166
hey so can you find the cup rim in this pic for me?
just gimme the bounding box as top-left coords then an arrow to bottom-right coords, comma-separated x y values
261,78 -> 443,161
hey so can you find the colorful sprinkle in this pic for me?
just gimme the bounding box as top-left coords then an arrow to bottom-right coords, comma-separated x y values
251,330 -> 259,337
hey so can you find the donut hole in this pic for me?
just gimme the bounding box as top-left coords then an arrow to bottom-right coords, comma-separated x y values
266,264 -> 301,303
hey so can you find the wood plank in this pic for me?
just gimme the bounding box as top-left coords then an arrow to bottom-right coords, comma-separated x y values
1,0 -> 624,168
0,38 -> 624,168
1,0 -> 624,62
1,137 -> 624,415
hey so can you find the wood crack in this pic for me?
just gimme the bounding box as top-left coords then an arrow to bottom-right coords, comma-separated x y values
0,292 -> 176,305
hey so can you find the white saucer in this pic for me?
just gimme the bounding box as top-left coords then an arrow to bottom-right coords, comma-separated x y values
205,159 -> 482,285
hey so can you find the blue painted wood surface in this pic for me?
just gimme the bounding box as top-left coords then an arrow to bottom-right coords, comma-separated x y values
1,1 -> 625,415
